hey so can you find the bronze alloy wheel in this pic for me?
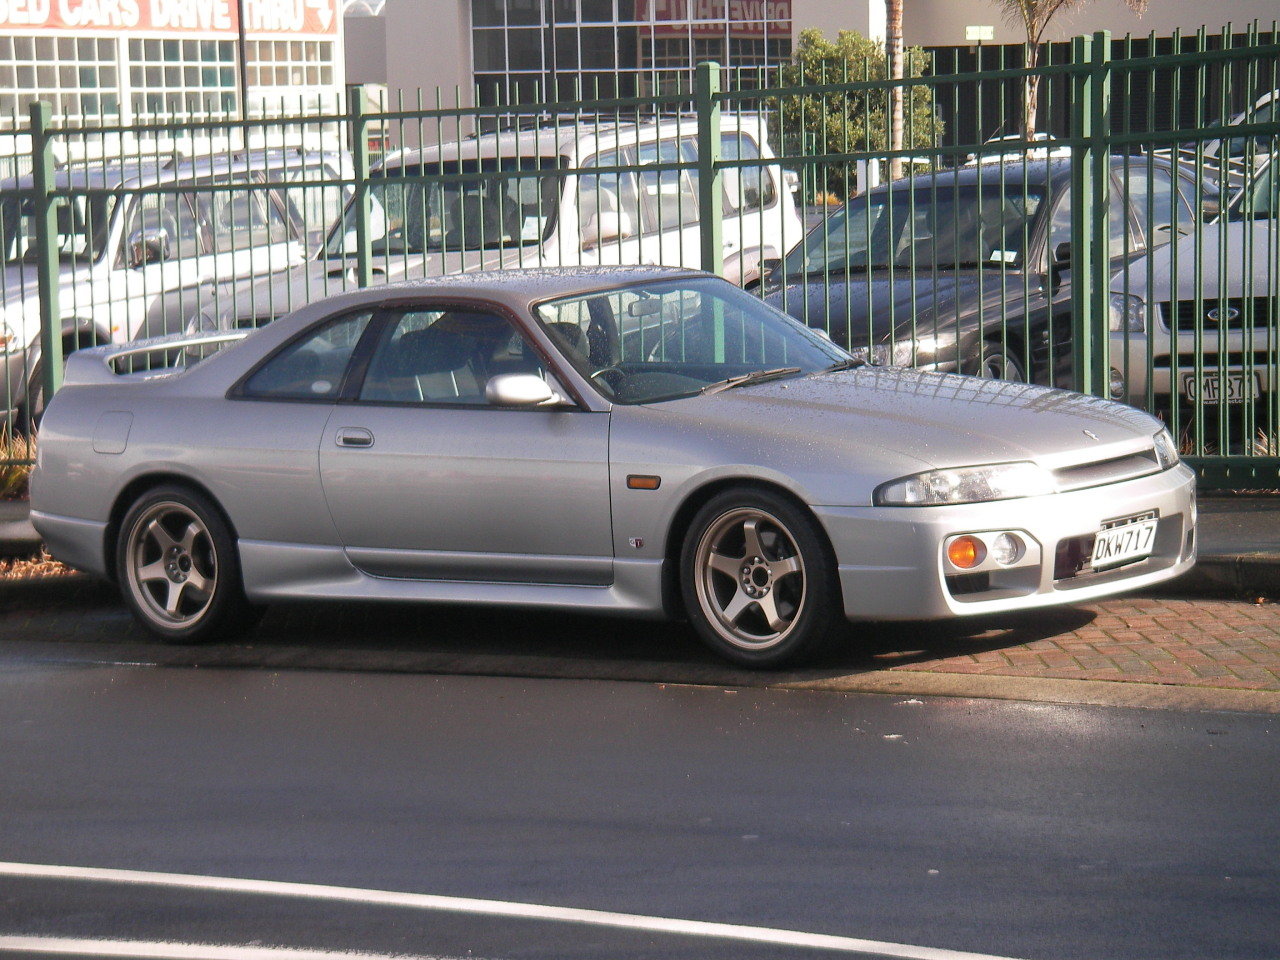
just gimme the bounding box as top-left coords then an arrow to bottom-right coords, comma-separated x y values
693,505 -> 808,650
117,485 -> 260,643
681,487 -> 842,667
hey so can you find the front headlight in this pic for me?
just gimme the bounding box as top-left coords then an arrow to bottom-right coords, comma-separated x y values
1109,293 -> 1146,333
1153,428 -> 1180,469
0,322 -> 18,355
847,339 -> 940,367
875,461 -> 1057,506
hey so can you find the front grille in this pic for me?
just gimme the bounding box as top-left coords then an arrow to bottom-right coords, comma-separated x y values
1163,297 -> 1278,332
1052,449 -> 1161,491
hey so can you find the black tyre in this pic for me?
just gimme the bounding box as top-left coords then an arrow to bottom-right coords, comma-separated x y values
116,484 -> 261,643
680,488 -> 842,668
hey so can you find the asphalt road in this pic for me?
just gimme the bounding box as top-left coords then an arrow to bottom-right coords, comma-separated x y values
0,660 -> 1276,960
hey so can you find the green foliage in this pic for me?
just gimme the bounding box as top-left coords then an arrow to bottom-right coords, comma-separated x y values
767,28 -> 945,198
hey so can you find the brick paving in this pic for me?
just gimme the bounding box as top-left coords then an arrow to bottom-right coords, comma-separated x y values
2,577 -> 1280,698
870,596 -> 1280,693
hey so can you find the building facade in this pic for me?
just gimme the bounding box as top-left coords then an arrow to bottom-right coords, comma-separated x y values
0,0 -> 344,130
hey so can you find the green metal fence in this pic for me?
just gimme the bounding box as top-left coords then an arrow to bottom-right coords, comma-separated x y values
1,23 -> 1277,490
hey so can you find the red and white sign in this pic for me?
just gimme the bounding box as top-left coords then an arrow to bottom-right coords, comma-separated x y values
633,0 -> 791,38
0,0 -> 337,34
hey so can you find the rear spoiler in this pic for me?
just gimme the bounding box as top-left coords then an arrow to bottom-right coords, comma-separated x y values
63,332 -> 249,386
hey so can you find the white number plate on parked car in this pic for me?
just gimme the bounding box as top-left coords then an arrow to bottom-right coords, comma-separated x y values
1182,372 -> 1255,404
1093,512 -> 1159,570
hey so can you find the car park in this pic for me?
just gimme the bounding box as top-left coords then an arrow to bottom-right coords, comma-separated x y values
31,266 -> 1195,668
192,116 -> 802,333
0,146 -> 350,427
761,156 -> 1221,390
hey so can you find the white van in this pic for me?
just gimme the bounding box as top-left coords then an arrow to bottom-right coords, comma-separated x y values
0,147 -> 351,426
202,116 -> 803,331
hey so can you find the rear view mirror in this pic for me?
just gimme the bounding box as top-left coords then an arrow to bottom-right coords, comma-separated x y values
128,229 -> 171,268
1053,241 -> 1072,266
581,210 -> 633,248
485,373 -> 564,407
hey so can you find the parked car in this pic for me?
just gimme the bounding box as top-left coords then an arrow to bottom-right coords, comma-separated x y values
31,267 -> 1194,668
0,146 -> 350,428
191,116 -> 802,333
762,156 -> 1220,389
1108,155 -> 1278,415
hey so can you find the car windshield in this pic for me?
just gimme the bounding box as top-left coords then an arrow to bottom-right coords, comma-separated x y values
535,276 -> 850,404
323,157 -> 561,257
0,192 -> 118,265
784,183 -> 1045,276
1228,159 -> 1277,220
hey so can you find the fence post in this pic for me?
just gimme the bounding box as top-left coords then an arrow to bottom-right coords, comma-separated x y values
348,84 -> 373,289
1068,32 -> 1112,397
695,61 -> 724,276
29,101 -> 61,406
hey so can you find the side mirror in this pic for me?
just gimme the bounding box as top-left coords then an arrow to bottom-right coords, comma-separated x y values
1053,241 -> 1072,266
485,373 -> 564,407
581,210 -> 633,248
128,229 -> 171,268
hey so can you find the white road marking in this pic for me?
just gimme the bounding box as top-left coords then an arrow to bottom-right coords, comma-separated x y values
0,860 -> 1031,960
0,937 -> 457,960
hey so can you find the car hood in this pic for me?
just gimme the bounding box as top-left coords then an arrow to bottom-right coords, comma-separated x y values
1114,220 -> 1277,300
653,366 -> 1160,477
764,269 -> 1028,346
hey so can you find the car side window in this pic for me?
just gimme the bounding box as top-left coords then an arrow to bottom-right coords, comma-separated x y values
240,310 -> 374,400
579,149 -> 642,241
204,180 -> 292,254
637,138 -> 698,229
1121,165 -> 1193,245
359,308 -> 545,405
721,133 -> 775,213
120,192 -> 202,265
1045,184 -> 1130,263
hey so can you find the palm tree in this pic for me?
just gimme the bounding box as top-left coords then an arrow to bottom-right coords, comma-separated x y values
993,0 -> 1149,138
886,0 -> 905,179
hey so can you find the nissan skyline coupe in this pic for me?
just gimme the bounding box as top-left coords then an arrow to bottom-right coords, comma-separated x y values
30,266 -> 1196,667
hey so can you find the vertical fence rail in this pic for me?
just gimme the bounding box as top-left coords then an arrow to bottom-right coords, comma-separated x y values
1,27 -> 1278,491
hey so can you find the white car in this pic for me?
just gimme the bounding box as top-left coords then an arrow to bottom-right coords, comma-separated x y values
0,147 -> 350,426
1109,156 -> 1277,411
195,116 -> 803,331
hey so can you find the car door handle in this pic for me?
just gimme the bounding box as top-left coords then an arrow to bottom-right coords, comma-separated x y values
336,428 -> 374,448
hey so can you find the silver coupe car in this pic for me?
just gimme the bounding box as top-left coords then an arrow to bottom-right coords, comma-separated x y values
30,266 -> 1196,667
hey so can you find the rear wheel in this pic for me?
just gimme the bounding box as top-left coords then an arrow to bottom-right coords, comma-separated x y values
680,488 -> 841,668
117,485 -> 260,643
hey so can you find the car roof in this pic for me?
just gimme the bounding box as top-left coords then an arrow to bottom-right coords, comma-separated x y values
381,114 -> 766,170
0,146 -> 341,193
866,154 -> 1183,195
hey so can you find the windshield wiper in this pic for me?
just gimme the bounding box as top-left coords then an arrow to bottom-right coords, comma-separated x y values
823,358 -> 865,372
700,366 -> 803,395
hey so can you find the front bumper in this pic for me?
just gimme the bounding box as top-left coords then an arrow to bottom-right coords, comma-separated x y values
816,462 -> 1196,621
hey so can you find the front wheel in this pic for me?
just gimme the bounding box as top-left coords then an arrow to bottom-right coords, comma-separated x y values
680,488 -> 842,668
973,344 -> 1026,383
117,485 -> 261,643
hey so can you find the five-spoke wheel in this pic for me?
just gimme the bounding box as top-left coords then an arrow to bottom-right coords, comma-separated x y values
681,488 -> 840,667
117,485 -> 259,643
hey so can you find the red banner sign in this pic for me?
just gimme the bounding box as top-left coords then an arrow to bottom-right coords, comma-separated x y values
632,0 -> 792,38
0,0 -> 338,35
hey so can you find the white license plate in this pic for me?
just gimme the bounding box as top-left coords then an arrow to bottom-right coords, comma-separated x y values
1182,372 -> 1256,404
1092,514 -> 1159,570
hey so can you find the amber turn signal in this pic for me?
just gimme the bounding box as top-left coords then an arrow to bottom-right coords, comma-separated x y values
627,475 -> 661,490
947,535 -> 986,569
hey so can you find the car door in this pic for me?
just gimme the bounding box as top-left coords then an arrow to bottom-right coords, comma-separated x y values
113,188 -> 214,341
318,302 -> 613,584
